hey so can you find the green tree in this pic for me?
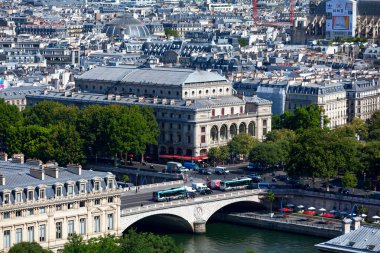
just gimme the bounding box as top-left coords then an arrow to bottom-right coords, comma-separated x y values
164,29 -> 179,37
267,191 -> 275,214
249,142 -> 285,170
0,99 -> 23,150
368,110 -> 380,133
341,172 -> 358,189
9,242 -> 52,253
238,38 -> 248,47
228,133 -> 257,160
207,147 -> 220,163
122,175 -> 130,183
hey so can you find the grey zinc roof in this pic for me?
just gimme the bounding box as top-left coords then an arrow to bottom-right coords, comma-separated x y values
0,160 -> 109,191
243,95 -> 273,105
316,226 -> 380,253
77,66 -> 228,86
190,96 -> 244,109
0,85 -> 48,100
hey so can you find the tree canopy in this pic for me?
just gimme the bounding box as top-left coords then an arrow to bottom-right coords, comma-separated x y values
63,230 -> 183,253
9,242 -> 52,253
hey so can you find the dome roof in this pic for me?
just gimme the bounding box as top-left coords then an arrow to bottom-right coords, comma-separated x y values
102,14 -> 150,38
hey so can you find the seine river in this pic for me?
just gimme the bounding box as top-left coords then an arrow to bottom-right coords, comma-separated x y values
168,222 -> 324,253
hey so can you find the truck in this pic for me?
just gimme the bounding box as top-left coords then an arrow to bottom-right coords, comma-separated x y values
192,183 -> 208,192
183,162 -> 200,171
165,162 -> 189,173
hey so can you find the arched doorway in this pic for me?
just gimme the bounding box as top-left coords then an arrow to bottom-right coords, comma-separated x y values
160,146 -> 167,154
229,124 -> 237,138
248,122 -> 255,137
210,125 -> 219,142
239,122 -> 247,134
220,124 -> 228,141
200,149 -> 207,156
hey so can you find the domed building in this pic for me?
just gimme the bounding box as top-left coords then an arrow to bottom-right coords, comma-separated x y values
102,14 -> 150,39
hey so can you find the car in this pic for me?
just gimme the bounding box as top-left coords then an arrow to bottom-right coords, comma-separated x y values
215,166 -> 230,175
199,168 -> 212,175
276,175 -> 290,182
247,174 -> 263,182
199,188 -> 213,195
338,188 -> 350,194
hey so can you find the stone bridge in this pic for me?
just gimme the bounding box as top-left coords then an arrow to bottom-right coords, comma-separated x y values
120,189 -> 267,233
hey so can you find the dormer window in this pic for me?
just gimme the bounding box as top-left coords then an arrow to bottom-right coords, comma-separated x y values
28,190 -> 34,201
94,181 -> 100,191
4,193 -> 10,204
68,185 -> 74,196
80,183 -> 86,194
39,189 -> 45,200
56,187 -> 62,197
107,179 -> 114,190
16,192 -> 22,203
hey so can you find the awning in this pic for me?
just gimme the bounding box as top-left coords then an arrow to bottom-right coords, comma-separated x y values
158,154 -> 208,161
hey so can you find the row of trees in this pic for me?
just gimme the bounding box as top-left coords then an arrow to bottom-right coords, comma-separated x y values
8,230 -> 183,253
208,104 -> 380,191
0,99 -> 159,166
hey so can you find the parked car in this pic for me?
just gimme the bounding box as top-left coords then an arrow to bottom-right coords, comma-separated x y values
199,188 -> 213,195
199,168 -> 212,175
338,188 -> 350,194
215,166 -> 230,175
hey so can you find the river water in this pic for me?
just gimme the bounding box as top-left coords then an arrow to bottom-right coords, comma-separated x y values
168,222 -> 324,253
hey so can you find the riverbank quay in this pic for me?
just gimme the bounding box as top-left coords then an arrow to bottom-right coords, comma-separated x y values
213,212 -> 342,238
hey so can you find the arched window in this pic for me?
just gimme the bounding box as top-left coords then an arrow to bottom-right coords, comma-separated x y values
239,123 -> 247,133
210,126 -> 218,142
230,124 -> 237,138
248,122 -> 255,136
220,125 -> 228,141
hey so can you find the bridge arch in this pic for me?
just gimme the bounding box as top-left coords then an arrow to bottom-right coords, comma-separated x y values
120,190 -> 264,234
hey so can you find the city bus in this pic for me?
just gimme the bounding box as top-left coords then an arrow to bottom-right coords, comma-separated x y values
152,187 -> 187,202
219,178 -> 252,191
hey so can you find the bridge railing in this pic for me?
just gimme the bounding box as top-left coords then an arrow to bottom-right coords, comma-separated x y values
121,189 -> 266,216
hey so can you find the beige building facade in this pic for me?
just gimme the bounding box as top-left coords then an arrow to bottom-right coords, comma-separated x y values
0,154 -> 121,253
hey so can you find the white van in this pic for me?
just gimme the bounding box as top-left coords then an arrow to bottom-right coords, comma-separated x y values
215,166 -> 230,175
192,183 -> 208,192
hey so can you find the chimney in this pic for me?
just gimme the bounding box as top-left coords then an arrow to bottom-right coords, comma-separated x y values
162,98 -> 167,105
0,174 -> 5,185
170,99 -> 175,105
352,217 -> 362,230
115,94 -> 121,101
138,96 -> 144,102
43,162 -> 59,178
67,164 -> 82,175
12,154 -> 24,164
30,167 -> 45,180
0,152 -> 8,161
26,159 -> 43,167
342,218 -> 352,234
64,91 -> 71,97
153,97 -> 158,104
185,100 -> 192,106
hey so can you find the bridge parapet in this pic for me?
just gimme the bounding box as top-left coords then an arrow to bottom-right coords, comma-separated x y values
121,189 -> 266,217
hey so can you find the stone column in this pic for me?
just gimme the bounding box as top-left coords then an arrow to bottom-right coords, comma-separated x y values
342,218 -> 352,234
193,220 -> 206,234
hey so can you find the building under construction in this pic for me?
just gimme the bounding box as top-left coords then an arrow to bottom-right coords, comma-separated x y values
291,0 -> 380,44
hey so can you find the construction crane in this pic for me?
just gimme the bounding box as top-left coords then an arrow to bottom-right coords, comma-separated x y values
289,0 -> 294,26
252,0 -> 258,24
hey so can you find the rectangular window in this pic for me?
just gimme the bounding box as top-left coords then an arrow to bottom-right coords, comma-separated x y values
28,191 -> 34,201
79,218 -> 86,235
231,107 -> 234,114
56,187 -> 62,197
108,197 -> 113,203
16,210 -> 21,217
95,199 -> 100,205
108,180 -> 113,189
28,226 -> 34,242
107,214 -> 113,230
201,135 -> 206,143
39,225 -> 46,242
16,192 -> 22,203
4,230 -> 11,248
80,184 -> 86,193
27,208 -> 34,215
94,182 -> 100,191
68,220 -> 74,237
80,201 -> 86,207
201,127 -> 205,133
94,216 -> 100,233
68,203 -> 74,209
16,228 -> 22,243
56,204 -> 62,211
4,194 -> 10,204
39,189 -> 45,199
56,222 -> 62,239
68,185 -> 74,195
39,207 -> 45,214
3,212 -> 10,219
221,108 -> 225,116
